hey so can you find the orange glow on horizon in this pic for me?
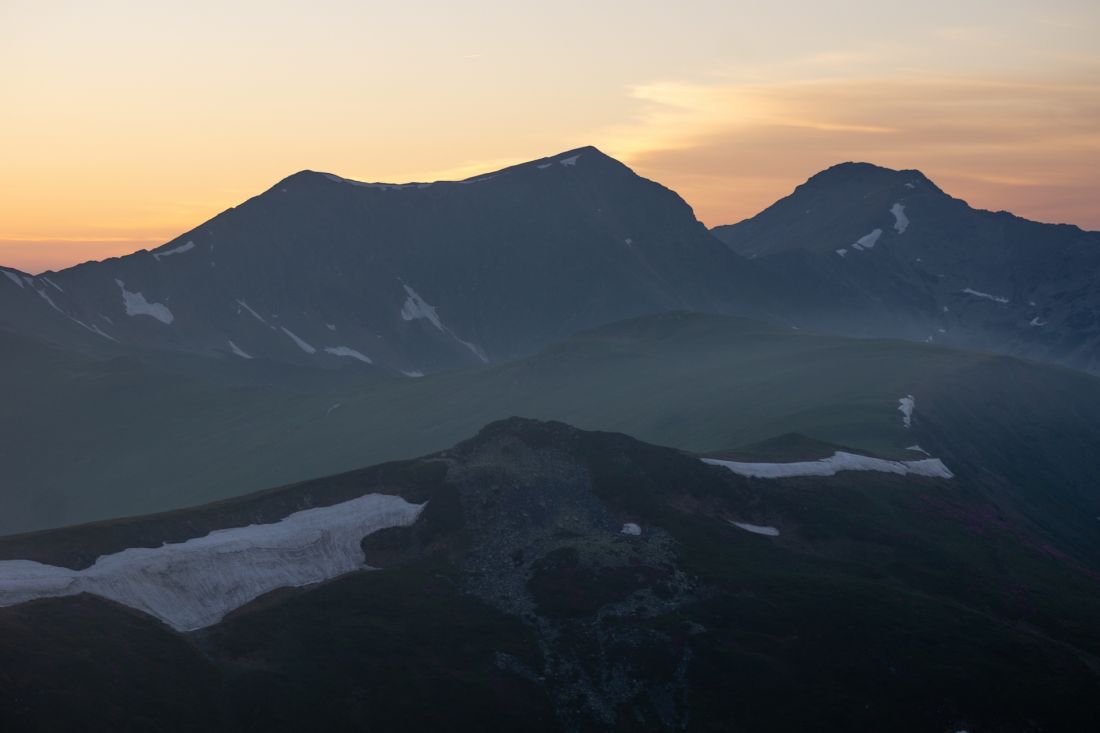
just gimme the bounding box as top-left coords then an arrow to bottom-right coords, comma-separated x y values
2,1 -> 1097,273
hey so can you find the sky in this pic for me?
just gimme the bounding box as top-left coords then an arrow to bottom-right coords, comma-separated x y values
1,0 -> 1098,273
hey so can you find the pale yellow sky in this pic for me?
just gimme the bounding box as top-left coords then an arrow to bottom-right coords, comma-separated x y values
1,0 -> 1098,273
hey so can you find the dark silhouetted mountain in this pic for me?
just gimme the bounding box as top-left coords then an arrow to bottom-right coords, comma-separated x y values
713,162 -> 1100,372
0,147 -> 759,374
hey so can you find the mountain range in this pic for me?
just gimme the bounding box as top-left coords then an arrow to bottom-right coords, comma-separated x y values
2,146 -> 1099,731
3,149 -> 1099,379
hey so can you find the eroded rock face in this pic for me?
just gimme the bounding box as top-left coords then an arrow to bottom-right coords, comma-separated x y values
362,421 -> 701,729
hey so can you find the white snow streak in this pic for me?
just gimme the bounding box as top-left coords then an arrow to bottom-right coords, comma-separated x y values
890,203 -> 909,234
400,284 -> 489,363
836,248 -> 848,257
0,494 -> 425,632
228,340 -> 253,359
116,280 -> 174,324
400,285 -> 444,330
236,299 -> 271,327
621,523 -> 642,536
702,452 -> 953,480
1029,316 -> 1046,326
961,288 -> 1009,304
730,521 -> 780,537
153,240 -> 196,261
898,395 -> 915,428
324,346 -> 373,364
2,270 -> 24,288
906,445 -> 930,456
852,229 -> 883,250
559,154 -> 580,166
401,370 -> 425,378
281,327 -> 316,354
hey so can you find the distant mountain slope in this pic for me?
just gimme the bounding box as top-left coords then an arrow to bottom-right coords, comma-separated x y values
712,162 -> 1100,373
0,147 -> 757,374
5,312 -> 1100,577
1,419 -> 1098,732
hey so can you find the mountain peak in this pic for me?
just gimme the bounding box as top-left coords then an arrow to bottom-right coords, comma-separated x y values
270,146 -> 620,193
802,161 -> 936,193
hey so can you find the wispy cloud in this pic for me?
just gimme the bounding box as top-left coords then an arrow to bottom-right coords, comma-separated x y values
594,71 -> 1100,229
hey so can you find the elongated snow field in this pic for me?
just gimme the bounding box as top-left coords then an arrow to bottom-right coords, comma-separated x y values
0,493 -> 425,632
703,451 -> 953,480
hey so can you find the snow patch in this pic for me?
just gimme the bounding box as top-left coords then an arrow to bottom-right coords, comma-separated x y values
906,445 -> 930,455
962,288 -> 1009,304
116,280 -> 174,324
836,248 -> 848,258
730,521 -> 780,537
400,284 -> 488,363
153,240 -> 196,261
854,229 -> 883,249
326,323 -> 336,331
702,452 -> 953,480
2,270 -> 24,288
536,163 -> 553,170
621,523 -> 642,536
898,395 -> 915,428
0,494 -> 425,632
324,346 -> 373,364
559,154 -> 580,166
401,369 -> 425,378
228,340 -> 252,359
890,203 -> 909,233
1029,316 -> 1046,327
236,299 -> 270,327
400,285 -> 444,330
281,327 -> 316,354
42,276 -> 63,292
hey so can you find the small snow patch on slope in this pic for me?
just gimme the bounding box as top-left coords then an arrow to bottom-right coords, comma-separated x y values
324,346 -> 373,364
228,340 -> 253,359
906,445 -> 930,455
898,395 -> 915,428
702,452 -> 953,480
2,270 -> 24,288
401,285 -> 443,330
1029,316 -> 1046,326
116,280 -> 174,324
281,327 -> 316,354
890,203 -> 909,233
401,369 -> 425,378
559,154 -> 581,166
621,523 -> 642,536
0,494 -> 425,632
852,229 -> 883,250
236,299 -> 271,327
962,288 -> 1009,304
730,521 -> 780,536
400,284 -> 489,363
153,240 -> 196,261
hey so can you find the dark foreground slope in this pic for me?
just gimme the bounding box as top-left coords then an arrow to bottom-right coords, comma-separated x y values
1,419 -> 1098,732
713,162 -> 1100,373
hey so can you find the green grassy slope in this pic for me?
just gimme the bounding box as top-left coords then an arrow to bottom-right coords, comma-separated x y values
3,312 -> 1099,548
